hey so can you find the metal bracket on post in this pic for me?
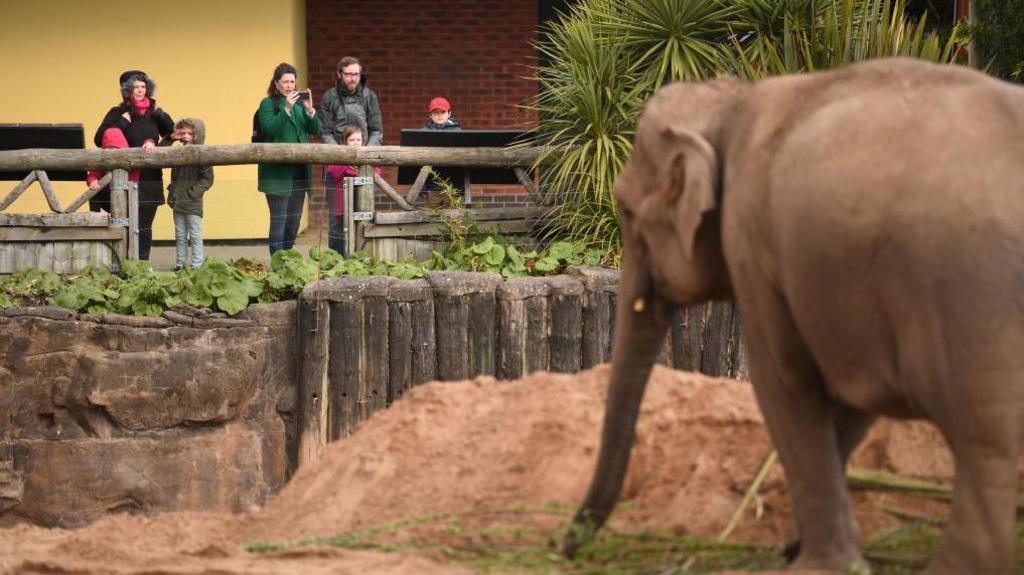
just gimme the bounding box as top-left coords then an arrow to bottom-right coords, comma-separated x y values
353,167 -> 376,256
343,176 -> 355,258
109,169 -> 132,266
128,180 -> 139,260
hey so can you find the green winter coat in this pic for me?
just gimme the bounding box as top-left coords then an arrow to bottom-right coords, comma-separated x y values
167,117 -> 213,217
256,96 -> 321,197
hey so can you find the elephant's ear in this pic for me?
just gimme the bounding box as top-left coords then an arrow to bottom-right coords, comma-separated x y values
659,126 -> 718,260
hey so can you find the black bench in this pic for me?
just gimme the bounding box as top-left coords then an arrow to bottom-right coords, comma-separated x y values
397,129 -> 531,204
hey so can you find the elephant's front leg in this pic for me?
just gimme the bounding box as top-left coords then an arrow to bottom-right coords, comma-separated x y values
739,289 -> 864,570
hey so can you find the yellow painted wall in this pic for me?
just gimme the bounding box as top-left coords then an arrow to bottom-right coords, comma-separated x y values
0,0 -> 308,240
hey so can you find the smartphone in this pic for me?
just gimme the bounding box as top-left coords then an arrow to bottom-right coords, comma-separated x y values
296,90 -> 311,102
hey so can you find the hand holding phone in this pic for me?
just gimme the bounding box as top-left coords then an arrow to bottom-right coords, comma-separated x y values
296,90 -> 311,103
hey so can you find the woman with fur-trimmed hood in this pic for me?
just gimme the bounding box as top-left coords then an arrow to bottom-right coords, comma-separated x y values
93,70 -> 175,261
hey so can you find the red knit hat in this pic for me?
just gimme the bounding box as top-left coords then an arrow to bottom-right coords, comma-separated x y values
101,127 -> 129,149
427,97 -> 451,113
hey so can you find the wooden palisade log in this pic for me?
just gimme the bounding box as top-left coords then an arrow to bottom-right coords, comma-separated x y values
567,266 -> 620,368
323,276 -> 392,439
547,275 -> 584,373
426,271 -> 501,381
387,279 -> 436,401
296,294 -> 331,468
496,277 -> 551,380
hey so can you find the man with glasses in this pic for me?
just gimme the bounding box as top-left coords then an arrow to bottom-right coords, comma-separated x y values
319,56 -> 383,146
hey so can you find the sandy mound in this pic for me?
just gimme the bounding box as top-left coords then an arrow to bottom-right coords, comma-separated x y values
0,366 -> 961,574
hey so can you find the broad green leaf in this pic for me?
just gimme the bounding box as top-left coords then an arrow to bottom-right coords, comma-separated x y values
484,244 -> 506,266
216,290 -> 249,315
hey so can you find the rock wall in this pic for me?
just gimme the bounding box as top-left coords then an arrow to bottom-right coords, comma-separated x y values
0,302 -> 297,528
0,268 -> 746,528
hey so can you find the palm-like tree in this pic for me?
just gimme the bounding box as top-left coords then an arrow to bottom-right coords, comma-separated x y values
529,0 -> 963,253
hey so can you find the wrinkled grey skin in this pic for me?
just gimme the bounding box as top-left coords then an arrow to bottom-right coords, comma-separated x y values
562,58 -> 1024,574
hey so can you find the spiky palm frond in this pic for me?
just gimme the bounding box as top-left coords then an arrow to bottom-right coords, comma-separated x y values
588,0 -> 738,89
530,0 -> 961,253
727,0 -> 959,79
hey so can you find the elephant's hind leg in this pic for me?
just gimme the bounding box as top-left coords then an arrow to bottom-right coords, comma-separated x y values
738,290 -> 864,570
783,404 -> 875,562
927,391 -> 1021,574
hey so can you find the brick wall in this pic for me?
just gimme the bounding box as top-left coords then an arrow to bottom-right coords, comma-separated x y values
305,0 -> 540,227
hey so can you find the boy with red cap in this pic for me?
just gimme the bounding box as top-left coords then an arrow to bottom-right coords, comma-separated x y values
424,97 -> 461,131
422,97 -> 462,207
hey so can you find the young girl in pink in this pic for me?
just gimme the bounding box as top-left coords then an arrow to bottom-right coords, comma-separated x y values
325,124 -> 380,254
85,127 -> 140,213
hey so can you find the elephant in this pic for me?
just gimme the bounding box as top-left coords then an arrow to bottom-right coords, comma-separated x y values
561,58 -> 1024,574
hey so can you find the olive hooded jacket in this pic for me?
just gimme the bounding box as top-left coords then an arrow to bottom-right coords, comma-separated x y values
167,118 -> 213,217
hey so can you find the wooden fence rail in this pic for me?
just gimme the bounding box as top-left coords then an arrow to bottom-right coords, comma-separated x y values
0,145 -> 549,274
0,144 -> 545,171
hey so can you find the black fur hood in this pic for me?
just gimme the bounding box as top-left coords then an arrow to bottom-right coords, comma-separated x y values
119,69 -> 157,100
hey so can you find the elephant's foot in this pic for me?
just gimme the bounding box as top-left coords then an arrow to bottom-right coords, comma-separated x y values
790,552 -> 872,572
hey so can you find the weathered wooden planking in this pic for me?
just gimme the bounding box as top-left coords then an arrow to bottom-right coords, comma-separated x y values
0,243 -> 14,274
468,283 -> 499,377
0,227 -> 124,242
0,212 -> 109,227
51,242 -> 72,274
329,298 -> 362,439
426,271 -> 501,381
296,298 -> 331,468
321,277 -> 392,439
547,275 -> 584,373
700,301 -> 744,379
669,302 -> 746,379
375,206 -> 541,225
497,278 -> 551,380
362,219 -> 532,239
387,279 -> 436,402
567,266 -> 620,368
671,304 -> 707,373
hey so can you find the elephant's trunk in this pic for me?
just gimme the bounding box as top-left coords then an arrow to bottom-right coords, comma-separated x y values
562,245 -> 673,558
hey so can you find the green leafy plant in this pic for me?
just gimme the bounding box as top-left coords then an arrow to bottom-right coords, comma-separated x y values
425,170 -> 478,252
5,238 -> 607,317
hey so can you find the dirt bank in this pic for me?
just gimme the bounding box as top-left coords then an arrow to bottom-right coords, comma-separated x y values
0,366 -> 964,574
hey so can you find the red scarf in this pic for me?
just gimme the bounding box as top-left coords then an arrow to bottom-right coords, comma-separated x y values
131,97 -> 151,115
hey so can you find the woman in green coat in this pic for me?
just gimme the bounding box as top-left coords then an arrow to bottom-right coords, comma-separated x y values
258,62 -> 321,254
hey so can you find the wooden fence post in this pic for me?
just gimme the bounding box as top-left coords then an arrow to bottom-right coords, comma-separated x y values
110,169 -> 131,264
497,278 -> 552,380
387,279 -> 436,401
567,266 -> 620,368
547,275 -> 584,373
701,301 -> 744,378
427,271 -> 501,381
323,276 -> 392,439
296,293 -> 330,468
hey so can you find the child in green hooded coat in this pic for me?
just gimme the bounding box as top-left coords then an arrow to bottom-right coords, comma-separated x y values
167,117 -> 213,270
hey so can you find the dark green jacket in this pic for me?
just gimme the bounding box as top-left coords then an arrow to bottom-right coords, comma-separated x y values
167,118 -> 213,217
257,95 -> 321,197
